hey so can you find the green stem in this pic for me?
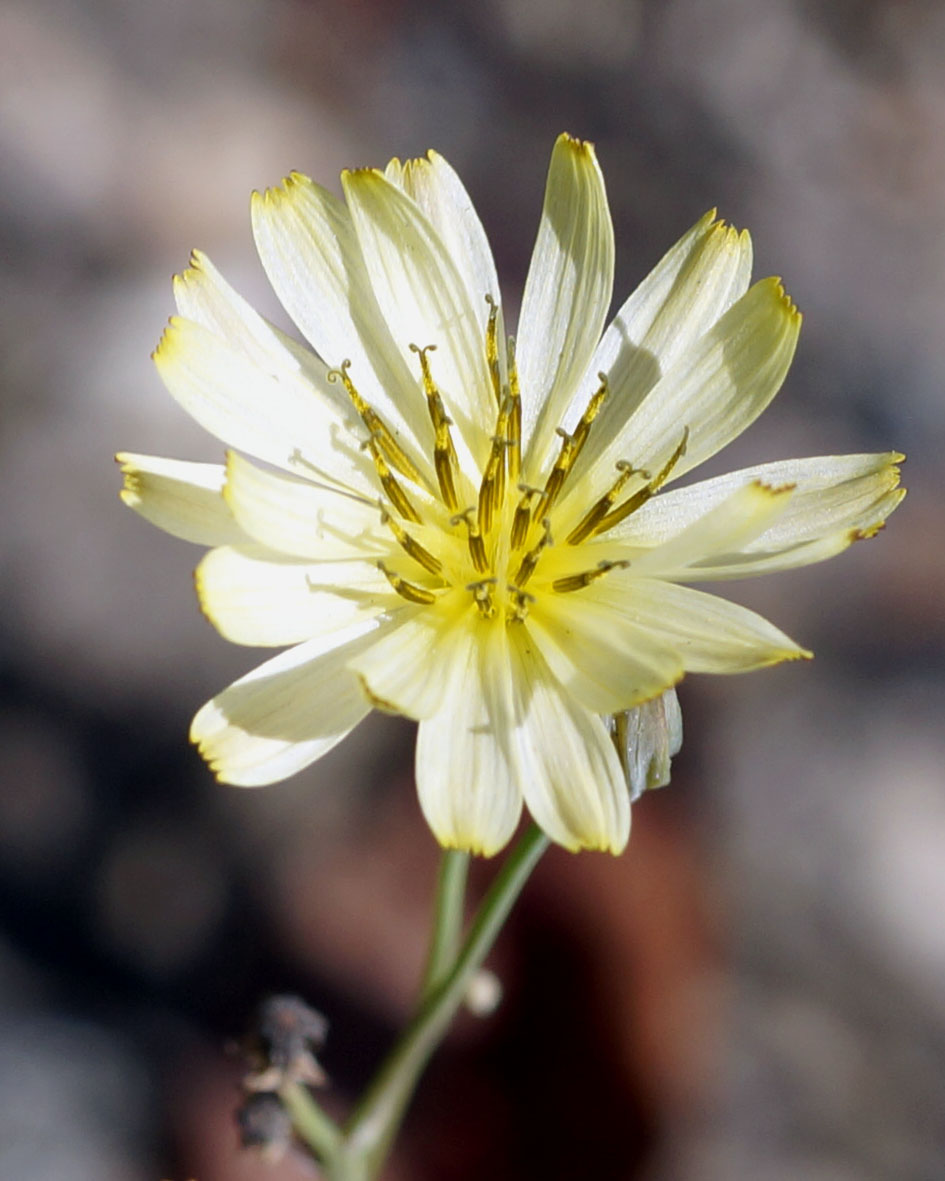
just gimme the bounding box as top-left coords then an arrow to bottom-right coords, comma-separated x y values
339,823 -> 549,1179
419,849 -> 470,999
282,1082 -> 342,1164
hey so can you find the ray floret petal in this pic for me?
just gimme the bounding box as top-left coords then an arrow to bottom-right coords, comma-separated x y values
120,132 -> 905,856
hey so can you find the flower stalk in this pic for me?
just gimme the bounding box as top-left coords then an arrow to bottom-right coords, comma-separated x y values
419,848 -> 470,999
286,824 -> 548,1179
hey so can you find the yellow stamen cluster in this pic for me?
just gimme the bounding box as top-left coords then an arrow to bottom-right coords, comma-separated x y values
330,309 -> 688,622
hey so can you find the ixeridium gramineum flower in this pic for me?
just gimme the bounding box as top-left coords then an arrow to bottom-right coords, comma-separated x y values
118,133 -> 903,855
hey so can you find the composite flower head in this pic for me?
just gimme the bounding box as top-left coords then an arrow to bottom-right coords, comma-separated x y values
118,133 -> 904,856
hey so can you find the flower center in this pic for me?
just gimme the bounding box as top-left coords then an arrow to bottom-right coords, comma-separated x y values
326,300 -> 687,624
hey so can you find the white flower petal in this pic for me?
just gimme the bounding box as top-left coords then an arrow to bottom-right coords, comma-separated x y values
570,211 -> 753,476
614,453 -> 902,543
250,175 -> 432,471
589,576 -> 810,671
519,134 -> 615,475
341,168 -> 496,466
349,595 -> 475,720
610,452 -> 905,577
172,250 -> 335,394
223,451 -> 388,561
191,617 -> 389,787
196,545 -> 393,647
524,592 -> 683,714
116,452 -> 245,546
388,151 -> 503,341
508,628 -> 630,853
415,620 -> 523,856
629,480 -> 796,577
152,317 -> 374,492
564,276 -> 801,516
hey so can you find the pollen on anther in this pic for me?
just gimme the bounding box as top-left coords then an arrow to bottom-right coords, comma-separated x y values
552,559 -> 629,594
329,359 -> 421,483
514,518 -> 553,588
453,507 -> 489,574
467,577 -> 498,618
378,560 -> 437,604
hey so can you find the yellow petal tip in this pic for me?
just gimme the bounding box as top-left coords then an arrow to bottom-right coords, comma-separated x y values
556,131 -> 597,159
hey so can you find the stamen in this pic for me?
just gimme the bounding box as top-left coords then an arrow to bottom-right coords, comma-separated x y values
478,401 -> 510,535
510,485 -> 541,551
328,361 -> 420,482
514,518 -> 553,588
593,427 -> 689,536
467,577 -> 497,619
506,336 -> 522,485
566,460 -> 646,545
570,372 -> 609,455
649,426 -> 690,494
534,429 -> 578,521
381,511 -> 443,575
452,507 -> 489,574
410,343 -> 459,511
532,373 -> 610,524
484,296 -> 502,406
377,560 -> 437,604
506,585 -> 535,623
552,559 -> 629,594
368,441 -> 422,524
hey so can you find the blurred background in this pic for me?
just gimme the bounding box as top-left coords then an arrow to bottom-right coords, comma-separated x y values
1,0 -> 943,1177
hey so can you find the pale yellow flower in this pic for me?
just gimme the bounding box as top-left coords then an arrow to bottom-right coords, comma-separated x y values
118,134 -> 903,855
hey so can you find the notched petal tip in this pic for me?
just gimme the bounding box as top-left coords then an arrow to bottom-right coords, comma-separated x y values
752,478 -> 797,496
561,828 -> 630,857
341,166 -> 386,185
787,644 -> 814,662
188,704 -> 234,783
746,477 -> 797,505
556,131 -> 597,159
192,556 -> 217,631
251,171 -> 313,210
766,275 -> 802,321
220,449 -> 244,511
115,454 -> 141,503
434,830 -> 507,859
850,520 -> 888,542
151,316 -> 185,363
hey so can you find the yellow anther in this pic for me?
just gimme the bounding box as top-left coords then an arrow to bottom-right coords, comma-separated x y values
506,337 -> 522,484
514,518 -> 553,588
434,428 -> 459,512
505,585 -> 535,623
328,360 -> 421,482
377,560 -> 437,604
467,577 -> 497,619
452,507 -> 489,574
566,460 -> 644,545
649,426 -> 689,493
478,401 -> 510,535
570,372 -> 609,457
381,511 -> 443,575
410,343 -> 459,511
535,429 -> 579,521
593,427 -> 689,535
552,559 -> 629,594
510,486 -> 541,551
485,295 -> 503,406
368,441 -> 422,524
